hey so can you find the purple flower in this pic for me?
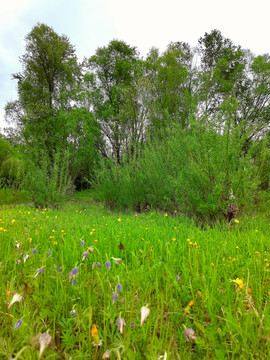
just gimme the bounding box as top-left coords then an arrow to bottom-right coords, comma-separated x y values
92,263 -> 96,269
59,267 -> 62,273
176,275 -> 180,281
105,261 -> 111,270
131,322 -> 135,329
117,283 -> 122,292
15,319 -> 22,329
70,310 -> 76,316
72,278 -> 76,286
69,267 -> 79,279
112,292 -> 118,304
32,248 -> 37,254
34,268 -> 44,278
81,241 -> 85,246
47,250 -> 51,256
54,265 -> 57,269
97,262 -> 101,268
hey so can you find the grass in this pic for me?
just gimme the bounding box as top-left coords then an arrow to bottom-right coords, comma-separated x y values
0,194 -> 269,359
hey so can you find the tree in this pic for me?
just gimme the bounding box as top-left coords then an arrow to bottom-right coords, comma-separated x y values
5,23 -> 81,159
85,40 -> 142,163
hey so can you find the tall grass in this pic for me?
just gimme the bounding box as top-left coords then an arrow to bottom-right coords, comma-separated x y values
0,198 -> 269,359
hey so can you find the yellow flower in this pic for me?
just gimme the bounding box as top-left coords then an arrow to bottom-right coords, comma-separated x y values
164,214 -> 168,217
193,241 -> 197,246
234,219 -> 239,223
95,240 -> 98,243
11,219 -> 15,223
233,278 -> 243,289
117,218 -> 121,222
211,262 -> 214,266
188,300 -> 194,307
267,263 -> 269,268
232,257 -> 236,262
248,288 -> 251,293
228,256 -> 231,260
189,242 -> 193,246
255,251 -> 260,254
53,241 -> 57,246
236,246 -> 239,249
264,259 -> 268,262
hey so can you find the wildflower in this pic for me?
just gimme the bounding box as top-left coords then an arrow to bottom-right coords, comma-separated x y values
92,263 -> 96,269
264,259 -> 268,262
116,318 -> 126,334
58,267 -> 62,274
17,259 -> 21,264
97,262 -> 101,268
88,247 -> 94,253
232,257 -> 236,262
183,328 -> 197,342
131,322 -> 135,328
102,350 -> 111,359
188,300 -> 194,307
81,240 -> 85,246
7,288 -> 11,296
105,261 -> 111,270
112,292 -> 118,304
111,257 -> 121,264
255,230 -> 258,232
69,267 -> 79,279
117,218 -> 121,222
91,325 -> 102,347
117,283 -> 122,292
233,278 -> 244,289
164,214 -> 168,217
53,241 -> 57,246
72,278 -> 76,286
82,251 -> 89,261
11,219 -> 15,223
140,306 -> 150,327
176,275 -> 180,281
47,250 -> 51,256
15,241 -> 20,248
248,288 -> 252,293
30,333 -> 55,359
234,219 -> 239,223
15,319 -> 22,329
193,241 -> 197,246
211,262 -> 214,266
34,268 -> 44,279
70,310 -> 76,316
8,293 -> 23,309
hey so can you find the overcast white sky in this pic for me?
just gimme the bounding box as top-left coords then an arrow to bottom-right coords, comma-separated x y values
0,0 -> 269,131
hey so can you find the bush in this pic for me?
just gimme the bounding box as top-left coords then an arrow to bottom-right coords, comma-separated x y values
23,151 -> 72,209
94,118 -> 263,224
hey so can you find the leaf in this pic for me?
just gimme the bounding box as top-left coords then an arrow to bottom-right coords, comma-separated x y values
118,242 -> 126,250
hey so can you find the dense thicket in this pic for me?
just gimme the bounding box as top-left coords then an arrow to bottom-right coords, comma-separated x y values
1,24 -> 269,219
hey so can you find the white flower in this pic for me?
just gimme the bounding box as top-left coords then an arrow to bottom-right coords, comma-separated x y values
116,318 -> 126,335
183,328 -> 197,342
140,306 -> 150,327
102,350 -> 111,359
8,293 -> 23,309
30,333 -> 55,359
111,257 -> 121,264
82,251 -> 89,261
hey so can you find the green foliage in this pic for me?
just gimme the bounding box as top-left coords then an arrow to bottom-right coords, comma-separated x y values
94,112 -> 262,223
0,135 -> 12,165
23,151 -> 71,209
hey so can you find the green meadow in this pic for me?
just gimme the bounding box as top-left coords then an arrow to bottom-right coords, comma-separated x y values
0,194 -> 269,359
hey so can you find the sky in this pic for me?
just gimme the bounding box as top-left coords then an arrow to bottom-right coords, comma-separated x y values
0,0 -> 269,131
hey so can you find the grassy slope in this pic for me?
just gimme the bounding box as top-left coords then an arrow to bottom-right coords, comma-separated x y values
0,193 -> 269,359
